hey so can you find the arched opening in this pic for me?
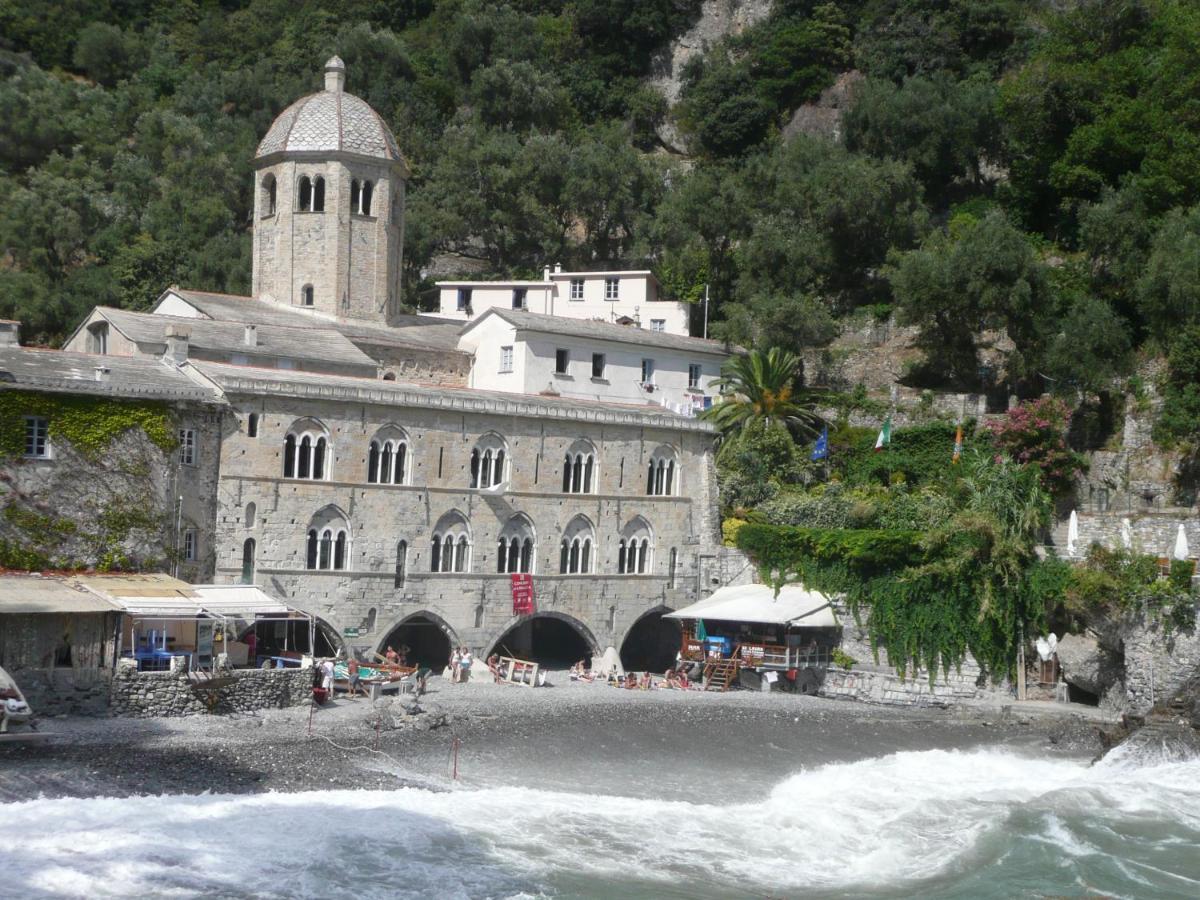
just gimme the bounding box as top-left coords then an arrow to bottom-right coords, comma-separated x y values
620,609 -> 681,673
247,413 -> 259,438
301,285 -> 314,307
312,176 -> 325,212
361,180 -> 373,215
298,176 -> 312,212
350,178 -> 361,213
380,614 -> 454,671
490,614 -> 594,669
262,174 -> 276,216
244,501 -> 256,528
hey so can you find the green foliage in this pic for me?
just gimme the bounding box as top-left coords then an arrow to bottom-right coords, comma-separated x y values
0,390 -> 176,460
714,419 -> 813,514
1137,205 -> 1200,342
705,348 -> 825,445
737,453 -> 1056,681
986,397 -> 1088,498
888,209 -> 1052,387
1152,326 -> 1200,449
1063,546 -> 1195,636
836,421 -> 976,490
831,647 -> 857,669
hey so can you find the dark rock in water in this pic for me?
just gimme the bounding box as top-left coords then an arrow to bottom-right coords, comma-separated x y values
1095,672 -> 1200,764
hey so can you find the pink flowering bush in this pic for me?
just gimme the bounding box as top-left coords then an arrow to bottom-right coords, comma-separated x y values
987,397 -> 1087,498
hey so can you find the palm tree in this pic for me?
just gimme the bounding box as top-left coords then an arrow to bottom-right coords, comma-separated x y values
701,347 -> 824,442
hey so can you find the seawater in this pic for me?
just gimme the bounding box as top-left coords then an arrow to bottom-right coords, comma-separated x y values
2,747 -> 1198,899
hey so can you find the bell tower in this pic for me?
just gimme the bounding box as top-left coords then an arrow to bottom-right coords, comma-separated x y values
252,57 -> 408,325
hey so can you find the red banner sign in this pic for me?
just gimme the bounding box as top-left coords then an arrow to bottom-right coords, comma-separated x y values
511,574 -> 534,615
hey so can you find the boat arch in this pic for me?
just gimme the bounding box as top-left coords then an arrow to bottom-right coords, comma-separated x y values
486,611 -> 600,669
377,610 -> 460,671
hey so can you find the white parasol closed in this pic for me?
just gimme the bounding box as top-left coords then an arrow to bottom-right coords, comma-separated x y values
1172,524 -> 1189,561
1067,510 -> 1079,557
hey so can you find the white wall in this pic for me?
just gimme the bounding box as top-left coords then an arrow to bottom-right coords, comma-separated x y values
520,335 -> 722,413
458,317 -> 526,393
435,273 -> 691,336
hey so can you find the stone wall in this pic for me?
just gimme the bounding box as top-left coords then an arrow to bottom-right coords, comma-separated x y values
1121,611 -> 1200,713
1056,511 -> 1200,561
820,662 -> 983,707
107,666 -> 313,717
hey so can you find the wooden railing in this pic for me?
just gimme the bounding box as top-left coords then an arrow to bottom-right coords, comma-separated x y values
681,631 -> 831,670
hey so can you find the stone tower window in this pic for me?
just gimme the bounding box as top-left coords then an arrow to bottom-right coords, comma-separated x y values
350,179 -> 375,215
617,517 -> 654,575
469,433 -> 508,489
298,176 -> 312,211
283,419 -> 331,480
431,511 -> 471,573
394,540 -> 408,587
301,285 -> 314,307
313,176 -> 325,212
262,174 -> 276,216
496,514 -> 535,575
361,180 -> 373,215
241,538 -> 256,584
559,515 -> 595,575
305,506 -> 350,571
562,439 -> 596,494
367,426 -> 409,485
646,445 -> 677,496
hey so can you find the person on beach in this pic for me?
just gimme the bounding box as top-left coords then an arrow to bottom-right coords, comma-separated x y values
450,647 -> 461,683
244,629 -> 257,666
346,656 -> 362,699
385,646 -> 399,665
639,671 -> 653,690
487,653 -> 501,681
459,647 -> 473,682
320,658 -> 334,695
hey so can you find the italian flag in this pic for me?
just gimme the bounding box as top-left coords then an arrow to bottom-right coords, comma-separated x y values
874,416 -> 892,452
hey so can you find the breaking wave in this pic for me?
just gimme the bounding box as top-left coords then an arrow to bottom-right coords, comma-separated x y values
2,748 -> 1198,899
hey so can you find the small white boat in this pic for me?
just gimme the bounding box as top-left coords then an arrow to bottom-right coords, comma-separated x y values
0,665 -> 35,736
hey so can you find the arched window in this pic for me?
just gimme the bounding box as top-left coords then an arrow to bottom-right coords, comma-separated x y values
298,176 -> 313,212
350,179 -> 361,213
301,284 -> 314,307
367,426 -> 409,485
313,176 -> 325,212
497,515 -> 535,574
361,180 -> 373,215
646,446 -> 678,496
431,511 -> 471,573
394,540 -> 407,587
558,516 -> 595,575
88,322 -> 109,355
241,538 -> 256,584
561,440 -> 597,494
244,502 -> 256,528
469,433 -> 509,489
247,413 -> 259,438
305,507 -> 350,571
668,547 -> 678,588
262,174 -> 277,216
283,419 -> 331,481
617,517 -> 653,575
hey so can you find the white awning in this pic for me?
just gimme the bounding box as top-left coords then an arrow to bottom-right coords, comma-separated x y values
190,585 -> 300,618
665,583 -> 838,628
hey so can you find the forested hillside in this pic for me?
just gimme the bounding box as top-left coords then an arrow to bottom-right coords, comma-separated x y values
1,0 -> 1199,425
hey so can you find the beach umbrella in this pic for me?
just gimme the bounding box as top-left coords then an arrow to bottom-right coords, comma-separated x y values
1173,524 -> 1189,561
1067,510 -> 1079,557
1121,518 -> 1132,550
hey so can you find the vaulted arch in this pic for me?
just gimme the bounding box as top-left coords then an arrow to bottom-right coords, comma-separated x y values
617,516 -> 654,575
559,514 -> 595,575
470,432 -> 509,489
496,513 -> 536,574
283,417 -> 331,481
305,505 -> 351,571
367,424 -> 410,485
431,510 -> 471,573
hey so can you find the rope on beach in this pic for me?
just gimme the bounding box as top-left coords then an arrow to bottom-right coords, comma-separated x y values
308,731 -> 463,782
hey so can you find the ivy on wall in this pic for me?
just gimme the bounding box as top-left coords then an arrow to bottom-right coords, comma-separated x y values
0,389 -> 177,570
0,390 -> 176,461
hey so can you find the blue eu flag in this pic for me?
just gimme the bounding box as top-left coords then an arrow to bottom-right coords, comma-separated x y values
811,426 -> 829,461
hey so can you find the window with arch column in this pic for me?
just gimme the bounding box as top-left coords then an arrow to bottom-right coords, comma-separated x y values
350,178 -> 374,215
559,516 -> 595,575
469,433 -> 508,489
561,439 -> 596,494
241,538 -> 256,584
617,517 -> 654,575
305,507 -> 350,571
367,426 -> 409,485
646,446 -> 678,496
394,539 -> 407,587
283,419 -> 331,480
430,512 -> 471,573
496,515 -> 536,574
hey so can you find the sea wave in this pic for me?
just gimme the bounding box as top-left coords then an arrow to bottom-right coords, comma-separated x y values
2,748 -> 1197,899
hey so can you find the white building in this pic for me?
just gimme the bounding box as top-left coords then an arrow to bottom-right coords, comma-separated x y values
458,308 -> 726,415
433,266 -> 692,336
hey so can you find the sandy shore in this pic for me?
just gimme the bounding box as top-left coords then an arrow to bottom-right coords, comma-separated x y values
0,674 -> 1114,803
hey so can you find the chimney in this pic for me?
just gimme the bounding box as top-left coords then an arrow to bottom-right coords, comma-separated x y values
324,56 -> 345,93
0,319 -> 19,346
163,325 -> 190,366
244,324 -> 258,347
554,262 -> 562,274
94,365 -> 110,383
542,266 -> 551,282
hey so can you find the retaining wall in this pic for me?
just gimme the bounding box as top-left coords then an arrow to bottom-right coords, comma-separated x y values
107,667 -> 313,717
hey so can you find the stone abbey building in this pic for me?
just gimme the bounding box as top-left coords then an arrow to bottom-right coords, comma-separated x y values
0,59 -> 740,669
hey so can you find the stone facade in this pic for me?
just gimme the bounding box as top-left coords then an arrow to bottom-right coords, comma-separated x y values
211,391 -> 723,659
1121,611 -> 1200,713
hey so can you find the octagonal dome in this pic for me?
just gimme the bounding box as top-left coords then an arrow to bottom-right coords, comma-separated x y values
255,57 -> 403,164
